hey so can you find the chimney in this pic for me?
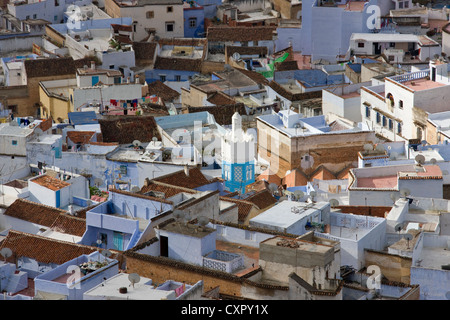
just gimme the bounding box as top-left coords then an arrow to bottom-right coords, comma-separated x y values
91,61 -> 95,70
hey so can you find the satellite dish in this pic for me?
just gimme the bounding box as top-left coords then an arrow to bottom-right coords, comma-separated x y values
34,127 -> 43,136
430,158 -> 437,164
132,140 -> 142,148
421,140 -> 427,146
310,191 -> 317,198
197,216 -> 209,227
390,193 -> 398,203
128,273 -> 141,288
400,188 -> 411,198
152,137 -> 158,142
232,52 -> 241,61
394,223 -> 403,233
363,144 -> 373,152
329,199 -> 339,208
279,195 -> 288,201
415,154 -> 425,165
389,152 -> 398,160
404,233 -> 413,241
375,144 -> 385,152
293,190 -> 304,200
443,170 -> 449,175
131,186 -> 140,193
0,247 -> 12,261
268,183 -> 278,194
86,10 -> 94,17
100,249 -> 112,258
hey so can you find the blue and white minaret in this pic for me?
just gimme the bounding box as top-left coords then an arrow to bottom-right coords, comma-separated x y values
221,112 -> 255,194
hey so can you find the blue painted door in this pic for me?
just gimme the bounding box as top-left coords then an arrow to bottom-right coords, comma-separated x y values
113,231 -> 124,251
92,76 -> 99,86
55,190 -> 60,208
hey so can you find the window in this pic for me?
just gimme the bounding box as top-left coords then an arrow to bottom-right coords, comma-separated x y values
54,15 -> 58,21
54,0 -> 59,6
365,105 -> 371,118
358,42 -> 365,48
114,77 -> 121,84
382,115 -> 387,127
189,17 -> 197,28
33,14 -> 37,19
146,11 -> 154,18
166,22 -> 174,32
26,15 -> 30,20
12,140 -> 17,146
160,75 -> 166,82
167,6 -> 173,12
175,75 -> 181,81
109,65 -> 115,69
389,119 -> 393,131
398,122 -> 402,135
399,100 -> 403,109
234,166 -> 243,182
376,112 -> 381,124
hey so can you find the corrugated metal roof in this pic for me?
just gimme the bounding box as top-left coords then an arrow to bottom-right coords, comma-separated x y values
68,111 -> 98,126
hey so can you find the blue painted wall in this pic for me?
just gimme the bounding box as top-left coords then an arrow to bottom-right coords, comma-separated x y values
184,2 -> 205,38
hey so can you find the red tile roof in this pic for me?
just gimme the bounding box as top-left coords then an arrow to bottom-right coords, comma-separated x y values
207,26 -> 276,42
140,180 -> 199,198
66,131 -> 95,145
152,167 -> 212,189
219,197 -> 257,222
0,230 -> 99,265
37,117 -> 53,132
31,175 -> 70,191
4,199 -> 87,236
244,189 -> 277,210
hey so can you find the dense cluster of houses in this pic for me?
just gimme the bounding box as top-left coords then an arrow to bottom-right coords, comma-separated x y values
0,0 -> 449,301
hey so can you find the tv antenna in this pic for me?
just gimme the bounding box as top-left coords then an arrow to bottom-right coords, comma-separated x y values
0,248 -> 12,262
128,273 -> 141,288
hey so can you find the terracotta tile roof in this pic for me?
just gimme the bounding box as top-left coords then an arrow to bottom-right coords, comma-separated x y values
245,179 -> 269,193
140,180 -> 199,198
243,189 -> 277,210
147,80 -> 180,101
133,41 -> 157,62
219,197 -> 257,222
256,168 -> 283,185
98,115 -> 161,144
111,24 -> 132,32
4,199 -> 66,227
184,103 -> 247,126
37,117 -> 53,132
335,166 -> 354,180
24,57 -> 90,78
0,230 -> 98,265
152,167 -> 212,189
268,81 -> 322,101
110,189 -> 174,204
282,169 -> 309,187
4,199 -> 87,236
154,57 -> 203,72
206,91 -> 236,105
31,175 -> 70,191
275,60 -> 299,71
310,166 -> 337,181
66,131 -> 95,145
235,68 -> 270,85
225,46 -> 268,58
157,38 -> 207,47
207,26 -> 276,42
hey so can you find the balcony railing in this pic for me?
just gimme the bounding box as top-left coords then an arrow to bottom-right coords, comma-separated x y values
388,70 -> 430,84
